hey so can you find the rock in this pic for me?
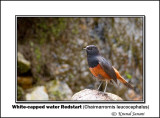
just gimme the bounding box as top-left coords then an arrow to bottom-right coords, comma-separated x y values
125,89 -> 142,101
71,89 -> 123,101
25,86 -> 49,100
46,80 -> 73,100
17,86 -> 24,100
17,76 -> 33,89
77,38 -> 84,45
54,64 -> 70,75
17,52 -> 31,74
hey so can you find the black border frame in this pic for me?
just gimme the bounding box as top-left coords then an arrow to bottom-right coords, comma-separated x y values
15,15 -> 145,104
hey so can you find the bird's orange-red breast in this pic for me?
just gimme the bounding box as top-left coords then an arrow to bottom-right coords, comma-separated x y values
84,45 -> 134,90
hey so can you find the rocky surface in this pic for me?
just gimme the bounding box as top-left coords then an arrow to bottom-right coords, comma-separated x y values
17,86 -> 24,100
71,89 -> 123,101
17,76 -> 33,89
46,80 -> 73,100
17,52 -> 31,74
25,86 -> 49,100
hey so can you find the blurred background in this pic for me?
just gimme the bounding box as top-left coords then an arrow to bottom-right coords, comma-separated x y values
17,17 -> 143,101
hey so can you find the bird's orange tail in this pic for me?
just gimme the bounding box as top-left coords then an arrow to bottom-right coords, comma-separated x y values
113,67 -> 134,90
118,75 -> 134,90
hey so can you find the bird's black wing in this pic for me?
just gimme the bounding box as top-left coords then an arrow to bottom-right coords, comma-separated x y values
97,56 -> 117,83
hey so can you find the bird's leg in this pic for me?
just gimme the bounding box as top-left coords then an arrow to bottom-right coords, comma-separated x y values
97,81 -> 103,90
103,81 -> 108,93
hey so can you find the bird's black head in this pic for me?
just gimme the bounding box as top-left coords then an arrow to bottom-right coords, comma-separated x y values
84,45 -> 100,57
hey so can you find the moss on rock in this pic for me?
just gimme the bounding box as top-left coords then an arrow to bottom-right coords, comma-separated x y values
17,52 -> 31,74
17,86 -> 24,100
46,80 -> 73,100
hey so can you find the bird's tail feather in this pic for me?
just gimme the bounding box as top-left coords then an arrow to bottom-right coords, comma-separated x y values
118,76 -> 134,90
113,67 -> 134,90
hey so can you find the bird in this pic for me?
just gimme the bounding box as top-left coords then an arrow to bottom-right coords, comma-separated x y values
84,45 -> 134,93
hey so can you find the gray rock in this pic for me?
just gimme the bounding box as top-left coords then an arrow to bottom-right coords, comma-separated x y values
54,64 -> 70,75
71,89 -> 123,101
25,86 -> 49,100
46,80 -> 73,100
17,52 -> 31,74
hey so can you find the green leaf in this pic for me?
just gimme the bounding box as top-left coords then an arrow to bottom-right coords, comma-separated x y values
125,72 -> 132,79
